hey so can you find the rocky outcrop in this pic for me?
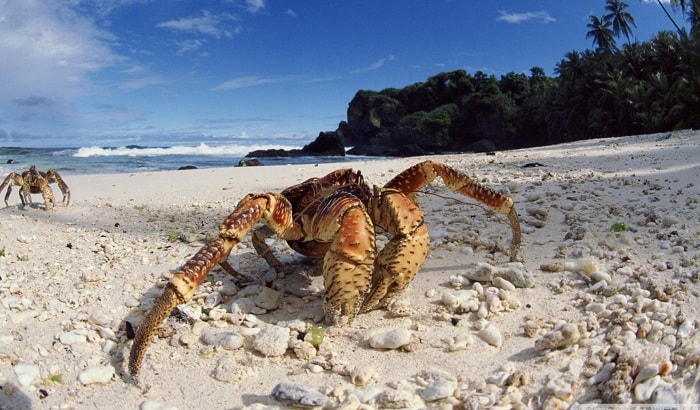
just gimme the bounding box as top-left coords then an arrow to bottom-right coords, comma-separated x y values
245,131 -> 344,158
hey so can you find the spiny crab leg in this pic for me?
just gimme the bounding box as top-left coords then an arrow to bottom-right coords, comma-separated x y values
383,160 -> 522,260
128,193 -> 299,378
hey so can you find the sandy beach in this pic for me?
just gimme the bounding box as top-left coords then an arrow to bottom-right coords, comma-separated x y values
1,130 -> 699,409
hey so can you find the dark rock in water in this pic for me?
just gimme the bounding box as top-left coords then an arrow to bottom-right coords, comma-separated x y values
245,131 -> 345,158
237,158 -> 263,167
301,131 -> 344,156
178,165 -> 198,170
6,159 -> 14,164
271,383 -> 330,407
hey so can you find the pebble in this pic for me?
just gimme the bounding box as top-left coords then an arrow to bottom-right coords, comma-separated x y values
271,382 -> 331,408
368,328 -> 412,349
200,331 -> 244,350
661,215 -> 678,227
350,367 -> 376,386
59,330 -> 88,345
177,304 -> 202,321
478,323 -> 503,348
419,380 -> 457,402
462,262 -> 534,288
252,325 -> 290,357
78,364 -> 115,385
14,362 -> 40,387
255,286 -> 281,310
212,357 -> 257,382
449,333 -> 474,352
534,323 -> 580,351
140,401 -> 179,410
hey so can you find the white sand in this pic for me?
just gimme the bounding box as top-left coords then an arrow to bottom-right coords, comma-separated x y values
1,130 -> 699,408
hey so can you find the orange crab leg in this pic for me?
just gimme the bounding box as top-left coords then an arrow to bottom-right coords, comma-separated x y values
311,191 -> 376,325
363,187 -> 430,312
128,193 -> 300,378
1,173 -> 27,207
45,169 -> 71,206
383,160 -> 521,260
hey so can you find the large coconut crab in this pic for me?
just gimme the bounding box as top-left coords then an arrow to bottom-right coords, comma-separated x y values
0,165 -> 71,209
128,160 -> 522,377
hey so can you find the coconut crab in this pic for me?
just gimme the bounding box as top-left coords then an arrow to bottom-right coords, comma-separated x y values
0,165 -> 71,209
128,160 -> 522,377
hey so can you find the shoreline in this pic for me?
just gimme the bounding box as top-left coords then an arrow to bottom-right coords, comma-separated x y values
1,130 -> 699,408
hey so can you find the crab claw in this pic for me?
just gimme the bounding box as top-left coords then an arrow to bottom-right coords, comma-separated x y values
128,238 -> 233,378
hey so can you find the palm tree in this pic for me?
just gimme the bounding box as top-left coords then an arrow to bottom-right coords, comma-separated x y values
587,15 -> 617,53
604,0 -> 636,44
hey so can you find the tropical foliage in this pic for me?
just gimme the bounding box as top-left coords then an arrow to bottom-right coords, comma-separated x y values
341,0 -> 699,154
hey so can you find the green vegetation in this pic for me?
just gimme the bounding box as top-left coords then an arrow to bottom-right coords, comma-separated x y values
610,222 -> 630,232
342,0 -> 700,154
306,325 -> 325,346
49,374 -> 63,384
167,231 -> 181,242
0,247 -> 4,257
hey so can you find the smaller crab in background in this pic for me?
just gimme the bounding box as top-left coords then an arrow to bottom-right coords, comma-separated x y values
0,165 -> 71,210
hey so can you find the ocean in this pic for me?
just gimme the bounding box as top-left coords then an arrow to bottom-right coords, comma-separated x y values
0,141 -> 373,177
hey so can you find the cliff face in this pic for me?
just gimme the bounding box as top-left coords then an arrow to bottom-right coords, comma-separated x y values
335,70 -> 523,156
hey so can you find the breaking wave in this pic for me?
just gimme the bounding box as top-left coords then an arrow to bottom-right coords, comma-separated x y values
72,142 -> 302,158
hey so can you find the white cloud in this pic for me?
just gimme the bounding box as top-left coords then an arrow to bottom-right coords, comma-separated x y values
285,9 -> 297,17
496,10 -> 556,24
352,54 -> 396,74
156,10 -> 240,38
246,0 -> 266,14
211,76 -> 281,91
0,0 -> 123,130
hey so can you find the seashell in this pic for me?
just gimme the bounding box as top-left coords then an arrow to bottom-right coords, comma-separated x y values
479,323 -> 503,348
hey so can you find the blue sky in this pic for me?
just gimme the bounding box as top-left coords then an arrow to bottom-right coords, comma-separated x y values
0,0 -> 687,147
